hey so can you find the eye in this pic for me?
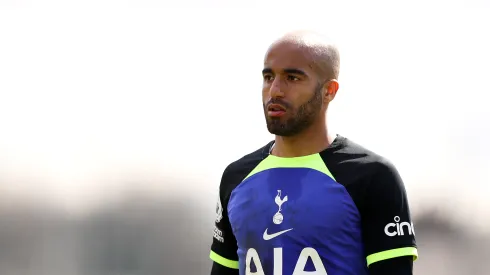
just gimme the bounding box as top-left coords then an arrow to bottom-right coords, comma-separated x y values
287,75 -> 300,81
263,74 -> 274,81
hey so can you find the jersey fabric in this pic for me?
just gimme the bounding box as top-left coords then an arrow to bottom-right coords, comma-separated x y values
210,135 -> 418,275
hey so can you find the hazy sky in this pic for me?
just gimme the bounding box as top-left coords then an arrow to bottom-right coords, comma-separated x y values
0,1 -> 489,229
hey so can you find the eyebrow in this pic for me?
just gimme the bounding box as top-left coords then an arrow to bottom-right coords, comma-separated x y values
262,68 -> 308,76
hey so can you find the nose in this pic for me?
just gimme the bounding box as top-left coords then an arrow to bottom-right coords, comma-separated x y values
269,77 -> 285,98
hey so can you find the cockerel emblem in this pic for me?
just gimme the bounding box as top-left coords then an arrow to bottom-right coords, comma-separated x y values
272,190 -> 288,224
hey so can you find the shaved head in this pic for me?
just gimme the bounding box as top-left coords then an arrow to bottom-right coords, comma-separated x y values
266,31 -> 340,82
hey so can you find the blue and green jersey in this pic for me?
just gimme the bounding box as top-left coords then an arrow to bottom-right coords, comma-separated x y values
210,135 -> 418,275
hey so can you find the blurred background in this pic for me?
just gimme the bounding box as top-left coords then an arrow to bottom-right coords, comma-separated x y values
1,0 -> 490,274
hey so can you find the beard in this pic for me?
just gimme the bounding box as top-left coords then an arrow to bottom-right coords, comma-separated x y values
263,83 -> 323,137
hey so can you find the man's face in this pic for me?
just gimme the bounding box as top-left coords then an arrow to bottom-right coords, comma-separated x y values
262,42 -> 325,137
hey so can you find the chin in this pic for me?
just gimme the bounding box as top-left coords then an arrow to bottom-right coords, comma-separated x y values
267,126 -> 294,137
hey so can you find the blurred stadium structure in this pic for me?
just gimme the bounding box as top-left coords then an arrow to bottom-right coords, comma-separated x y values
1,184 -> 489,275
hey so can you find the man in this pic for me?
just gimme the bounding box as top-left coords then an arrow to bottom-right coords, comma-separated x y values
209,31 -> 418,275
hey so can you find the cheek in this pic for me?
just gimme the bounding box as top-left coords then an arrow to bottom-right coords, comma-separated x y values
262,87 -> 270,102
292,92 -> 311,105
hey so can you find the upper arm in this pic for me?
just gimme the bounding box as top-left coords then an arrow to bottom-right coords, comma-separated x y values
209,166 -> 240,272
361,161 -> 418,270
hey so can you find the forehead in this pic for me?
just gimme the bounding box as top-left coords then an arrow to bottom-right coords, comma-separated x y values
264,41 -> 316,73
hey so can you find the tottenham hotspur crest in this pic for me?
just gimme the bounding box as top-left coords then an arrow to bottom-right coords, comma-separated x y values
273,190 -> 288,224
215,194 -> 223,223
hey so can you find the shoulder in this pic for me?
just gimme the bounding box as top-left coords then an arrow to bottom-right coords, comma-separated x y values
224,141 -> 272,177
327,135 -> 391,164
346,137 -> 399,177
323,136 -> 410,218
219,141 -> 273,196
322,135 -> 402,188
343,137 -> 402,185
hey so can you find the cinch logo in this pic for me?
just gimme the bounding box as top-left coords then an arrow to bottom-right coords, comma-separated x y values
246,247 -> 327,275
213,226 -> 224,243
384,216 -> 415,237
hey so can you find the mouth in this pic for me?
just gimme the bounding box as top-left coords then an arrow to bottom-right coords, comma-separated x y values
267,104 -> 286,117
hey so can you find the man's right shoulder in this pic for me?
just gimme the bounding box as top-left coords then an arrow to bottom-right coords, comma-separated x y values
220,141 -> 273,190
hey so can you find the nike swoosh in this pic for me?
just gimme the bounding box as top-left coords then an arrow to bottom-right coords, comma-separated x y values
263,228 -> 293,240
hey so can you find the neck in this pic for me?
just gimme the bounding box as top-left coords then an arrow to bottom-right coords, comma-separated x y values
271,122 -> 335,158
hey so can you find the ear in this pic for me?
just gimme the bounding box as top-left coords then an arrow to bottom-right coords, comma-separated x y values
324,80 -> 339,103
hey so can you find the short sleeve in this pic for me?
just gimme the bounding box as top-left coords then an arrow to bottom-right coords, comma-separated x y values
361,160 -> 418,267
209,167 -> 239,270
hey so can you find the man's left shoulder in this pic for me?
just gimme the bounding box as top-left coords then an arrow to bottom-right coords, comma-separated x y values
344,138 -> 402,182
322,135 -> 402,186
337,136 -> 393,163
